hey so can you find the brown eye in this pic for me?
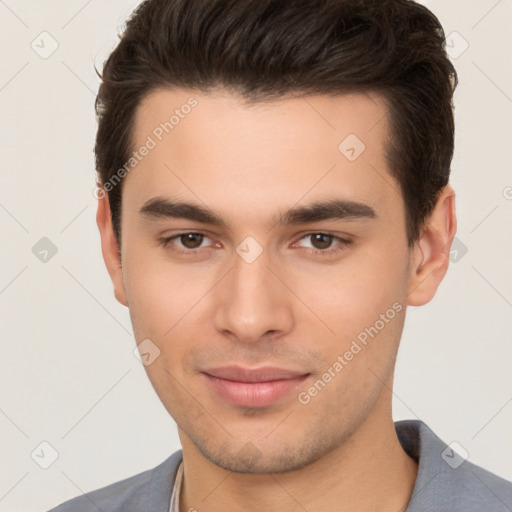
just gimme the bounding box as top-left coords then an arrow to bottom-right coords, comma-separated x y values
310,233 -> 334,250
180,233 -> 204,249
294,232 -> 351,257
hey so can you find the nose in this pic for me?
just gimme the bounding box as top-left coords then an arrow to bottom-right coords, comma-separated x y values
212,247 -> 294,344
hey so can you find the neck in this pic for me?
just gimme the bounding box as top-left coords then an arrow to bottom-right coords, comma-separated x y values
178,389 -> 418,512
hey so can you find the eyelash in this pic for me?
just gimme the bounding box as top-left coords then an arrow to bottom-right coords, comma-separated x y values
157,232 -> 352,257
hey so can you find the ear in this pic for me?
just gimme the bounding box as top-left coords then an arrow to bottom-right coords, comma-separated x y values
96,191 -> 129,307
407,184 -> 457,306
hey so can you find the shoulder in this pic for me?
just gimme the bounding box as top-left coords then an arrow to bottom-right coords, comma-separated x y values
46,450 -> 183,512
395,419 -> 512,511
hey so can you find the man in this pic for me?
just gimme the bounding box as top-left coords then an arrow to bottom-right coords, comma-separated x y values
49,0 -> 512,510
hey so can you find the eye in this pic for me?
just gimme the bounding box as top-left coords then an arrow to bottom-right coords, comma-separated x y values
294,233 -> 351,256
176,232 -> 207,249
158,232 -> 218,255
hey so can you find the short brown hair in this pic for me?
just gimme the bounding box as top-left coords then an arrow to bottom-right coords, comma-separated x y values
95,0 -> 458,248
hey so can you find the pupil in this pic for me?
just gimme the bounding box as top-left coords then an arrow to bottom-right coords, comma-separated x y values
312,233 -> 332,249
181,233 -> 203,249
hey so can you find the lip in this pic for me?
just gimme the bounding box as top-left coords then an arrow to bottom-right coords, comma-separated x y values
201,366 -> 310,408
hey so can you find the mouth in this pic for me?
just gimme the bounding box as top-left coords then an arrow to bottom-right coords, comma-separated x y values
201,366 -> 311,408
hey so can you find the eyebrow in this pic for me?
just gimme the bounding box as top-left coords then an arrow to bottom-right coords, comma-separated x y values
139,196 -> 377,227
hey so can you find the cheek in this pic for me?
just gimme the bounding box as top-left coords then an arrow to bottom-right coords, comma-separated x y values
297,302 -> 406,425
122,252 -> 217,392
292,244 -> 409,395
289,242 -> 408,337
123,248 -> 209,339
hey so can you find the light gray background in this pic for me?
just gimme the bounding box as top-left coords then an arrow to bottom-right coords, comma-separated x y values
1,1 -> 511,511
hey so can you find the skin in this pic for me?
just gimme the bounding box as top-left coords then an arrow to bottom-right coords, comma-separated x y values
97,87 -> 456,511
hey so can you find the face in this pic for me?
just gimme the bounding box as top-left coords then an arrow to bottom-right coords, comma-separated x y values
98,88 -> 451,474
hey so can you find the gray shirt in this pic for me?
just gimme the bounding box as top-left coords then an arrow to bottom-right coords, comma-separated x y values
47,419 -> 512,511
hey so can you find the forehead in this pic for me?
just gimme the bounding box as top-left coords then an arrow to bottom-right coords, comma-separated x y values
124,87 -> 402,229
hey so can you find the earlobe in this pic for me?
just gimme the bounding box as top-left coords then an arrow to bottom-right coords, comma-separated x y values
407,185 -> 457,307
96,192 -> 129,307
